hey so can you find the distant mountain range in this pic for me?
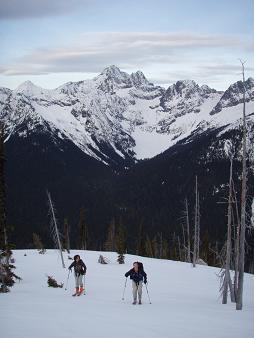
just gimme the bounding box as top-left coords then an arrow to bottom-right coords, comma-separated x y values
1,65 -> 254,164
0,66 -> 254,258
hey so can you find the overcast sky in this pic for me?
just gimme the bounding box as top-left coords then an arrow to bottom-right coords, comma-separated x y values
0,0 -> 253,90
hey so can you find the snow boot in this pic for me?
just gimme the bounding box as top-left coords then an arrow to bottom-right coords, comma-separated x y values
72,287 -> 79,297
138,300 -> 142,305
77,287 -> 84,296
132,300 -> 137,305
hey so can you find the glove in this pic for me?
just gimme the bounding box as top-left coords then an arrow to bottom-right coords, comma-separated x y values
68,267 -> 72,271
144,279 -> 147,284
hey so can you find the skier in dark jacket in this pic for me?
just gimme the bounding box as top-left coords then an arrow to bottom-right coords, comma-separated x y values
68,254 -> 87,296
125,261 -> 147,304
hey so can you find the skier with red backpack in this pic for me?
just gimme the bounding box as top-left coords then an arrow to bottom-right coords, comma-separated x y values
125,261 -> 147,304
68,254 -> 87,296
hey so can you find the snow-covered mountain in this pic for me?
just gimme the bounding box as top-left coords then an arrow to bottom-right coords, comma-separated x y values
1,65 -> 253,164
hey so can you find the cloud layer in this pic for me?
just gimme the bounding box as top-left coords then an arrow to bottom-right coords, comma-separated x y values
0,0 -> 85,19
1,32 -> 248,75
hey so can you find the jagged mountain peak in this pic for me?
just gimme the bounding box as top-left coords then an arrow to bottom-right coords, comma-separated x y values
171,80 -> 215,96
101,65 -> 123,76
130,70 -> 150,87
99,65 -> 129,82
247,77 -> 254,86
14,80 -> 51,97
96,66 -> 152,90
165,80 -> 197,96
177,79 -> 197,87
15,80 -> 38,91
162,79 -> 213,104
210,77 -> 254,115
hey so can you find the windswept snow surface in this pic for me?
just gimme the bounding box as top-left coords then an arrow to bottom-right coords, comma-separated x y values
1,250 -> 254,338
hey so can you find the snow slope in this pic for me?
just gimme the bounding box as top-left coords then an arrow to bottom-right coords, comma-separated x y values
1,250 -> 253,338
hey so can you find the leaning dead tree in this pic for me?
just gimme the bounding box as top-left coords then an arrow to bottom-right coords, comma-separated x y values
47,191 -> 65,268
232,180 -> 240,300
236,60 -> 248,310
222,157 -> 235,304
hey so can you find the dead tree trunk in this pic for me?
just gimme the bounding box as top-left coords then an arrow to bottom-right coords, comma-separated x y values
47,191 -> 65,269
197,190 -> 200,261
159,232 -> 163,259
232,181 -> 240,300
185,198 -> 191,263
236,60 -> 247,310
181,223 -> 186,262
193,176 -> 199,267
222,157 -> 234,304
177,236 -> 182,261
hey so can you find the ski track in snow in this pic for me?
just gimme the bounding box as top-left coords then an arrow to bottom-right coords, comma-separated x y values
1,250 -> 254,338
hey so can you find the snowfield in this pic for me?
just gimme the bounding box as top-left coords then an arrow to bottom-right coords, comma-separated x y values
1,250 -> 254,338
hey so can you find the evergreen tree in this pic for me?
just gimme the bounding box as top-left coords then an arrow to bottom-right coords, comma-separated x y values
78,207 -> 88,250
136,218 -> 146,256
200,229 -> 212,264
152,235 -> 159,258
169,233 -> 180,261
136,219 -> 142,255
104,218 -> 116,251
32,233 -> 46,254
63,218 -> 70,253
115,224 -> 126,264
161,238 -> 169,259
0,125 -> 20,292
0,249 -> 21,292
145,235 -> 154,257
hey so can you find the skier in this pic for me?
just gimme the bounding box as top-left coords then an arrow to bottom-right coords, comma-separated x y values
68,254 -> 87,296
125,261 -> 147,304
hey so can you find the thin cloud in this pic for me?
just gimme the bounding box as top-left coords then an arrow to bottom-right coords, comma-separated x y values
0,0 -> 86,19
1,32 -> 248,76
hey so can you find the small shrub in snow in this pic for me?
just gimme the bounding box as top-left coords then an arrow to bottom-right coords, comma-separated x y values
117,253 -> 125,264
47,276 -> 63,288
32,233 -> 46,254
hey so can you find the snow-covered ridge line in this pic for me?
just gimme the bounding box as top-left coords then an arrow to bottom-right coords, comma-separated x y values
0,65 -> 254,163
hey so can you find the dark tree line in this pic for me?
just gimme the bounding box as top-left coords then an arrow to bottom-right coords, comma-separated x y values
0,124 -> 20,293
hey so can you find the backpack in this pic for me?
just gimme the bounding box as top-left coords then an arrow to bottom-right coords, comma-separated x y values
137,262 -> 144,272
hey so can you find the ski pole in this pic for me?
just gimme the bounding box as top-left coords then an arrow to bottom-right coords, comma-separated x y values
122,277 -> 127,300
65,269 -> 71,291
83,274 -> 86,295
145,283 -> 152,304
